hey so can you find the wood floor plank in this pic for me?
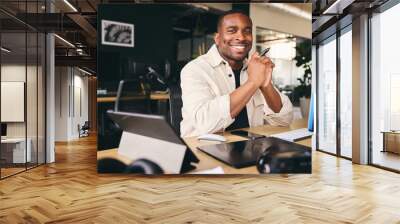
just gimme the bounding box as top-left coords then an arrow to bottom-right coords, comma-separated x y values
0,135 -> 400,223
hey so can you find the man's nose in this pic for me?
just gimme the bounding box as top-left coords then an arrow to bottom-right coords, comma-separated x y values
235,31 -> 245,41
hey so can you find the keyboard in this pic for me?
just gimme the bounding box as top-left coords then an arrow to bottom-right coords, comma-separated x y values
270,128 -> 313,142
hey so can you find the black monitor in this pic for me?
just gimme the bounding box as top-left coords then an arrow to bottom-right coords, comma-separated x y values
1,123 -> 7,137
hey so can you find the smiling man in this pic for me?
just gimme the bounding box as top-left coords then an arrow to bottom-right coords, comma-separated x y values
180,10 -> 293,137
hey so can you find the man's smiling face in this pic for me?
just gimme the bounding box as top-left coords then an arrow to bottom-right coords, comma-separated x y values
214,13 -> 253,66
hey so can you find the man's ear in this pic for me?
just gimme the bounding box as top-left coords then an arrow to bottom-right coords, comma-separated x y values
214,33 -> 219,46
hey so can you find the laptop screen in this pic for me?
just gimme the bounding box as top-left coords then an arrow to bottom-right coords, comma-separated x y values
107,110 -> 184,145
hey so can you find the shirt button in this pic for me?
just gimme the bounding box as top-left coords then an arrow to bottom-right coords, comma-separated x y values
228,74 -> 232,77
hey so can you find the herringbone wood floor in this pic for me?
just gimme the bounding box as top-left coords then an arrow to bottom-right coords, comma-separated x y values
1,135 -> 400,223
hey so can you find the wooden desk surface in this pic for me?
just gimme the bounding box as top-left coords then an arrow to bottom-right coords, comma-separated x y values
97,119 -> 311,174
97,92 -> 169,103
1,137 -> 27,143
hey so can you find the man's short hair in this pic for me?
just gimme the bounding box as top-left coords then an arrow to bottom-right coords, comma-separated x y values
217,10 -> 251,31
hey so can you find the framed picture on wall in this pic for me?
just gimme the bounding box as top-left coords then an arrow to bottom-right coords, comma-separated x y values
101,20 -> 134,47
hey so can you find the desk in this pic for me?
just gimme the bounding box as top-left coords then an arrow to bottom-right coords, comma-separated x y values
97,92 -> 170,103
1,138 -> 32,164
97,119 -> 312,174
381,131 -> 400,154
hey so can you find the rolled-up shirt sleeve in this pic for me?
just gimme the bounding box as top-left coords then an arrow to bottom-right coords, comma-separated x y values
263,87 -> 293,126
180,63 -> 234,137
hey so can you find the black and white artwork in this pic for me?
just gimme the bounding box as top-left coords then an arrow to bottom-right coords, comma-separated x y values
101,20 -> 134,47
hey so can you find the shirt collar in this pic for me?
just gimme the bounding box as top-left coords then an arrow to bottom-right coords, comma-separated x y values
206,44 -> 227,67
206,44 -> 249,71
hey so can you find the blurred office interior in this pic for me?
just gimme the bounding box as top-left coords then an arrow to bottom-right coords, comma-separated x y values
0,1 -> 399,179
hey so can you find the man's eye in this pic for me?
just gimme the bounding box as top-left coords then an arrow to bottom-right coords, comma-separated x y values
227,29 -> 236,33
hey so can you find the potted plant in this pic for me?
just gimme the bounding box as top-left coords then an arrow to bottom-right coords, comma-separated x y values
293,41 -> 312,118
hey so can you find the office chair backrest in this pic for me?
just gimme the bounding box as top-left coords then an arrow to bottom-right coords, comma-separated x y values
168,84 -> 182,136
82,121 -> 90,130
116,79 -> 151,114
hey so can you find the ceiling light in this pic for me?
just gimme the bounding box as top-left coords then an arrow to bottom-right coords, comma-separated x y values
323,0 -> 342,14
188,3 -> 209,11
78,67 -> 93,76
63,0 -> 78,12
173,27 -> 191,33
54,34 -> 75,48
265,3 -> 311,20
1,47 -> 11,53
322,0 -> 354,15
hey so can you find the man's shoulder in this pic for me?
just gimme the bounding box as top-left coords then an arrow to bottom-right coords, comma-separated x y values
181,54 -> 213,73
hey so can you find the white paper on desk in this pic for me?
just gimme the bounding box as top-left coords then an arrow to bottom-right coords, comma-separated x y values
192,166 -> 224,174
118,131 -> 187,174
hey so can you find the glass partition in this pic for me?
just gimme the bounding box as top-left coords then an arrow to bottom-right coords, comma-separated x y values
1,30 -> 28,177
0,1 -> 46,179
317,35 -> 337,155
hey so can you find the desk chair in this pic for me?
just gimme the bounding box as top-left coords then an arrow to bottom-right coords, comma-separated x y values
168,84 -> 182,136
99,79 -> 151,150
78,121 -> 90,138
116,79 -> 151,114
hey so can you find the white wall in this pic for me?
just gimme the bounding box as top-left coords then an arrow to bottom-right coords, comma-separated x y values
250,3 -> 312,41
55,67 -> 89,141
55,67 -> 69,141
74,74 -> 89,122
1,65 -> 26,138
71,73 -> 89,138
1,65 -> 43,137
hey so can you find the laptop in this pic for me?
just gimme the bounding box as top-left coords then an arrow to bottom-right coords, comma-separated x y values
106,110 -> 199,173
107,110 -> 184,144
197,137 -> 311,169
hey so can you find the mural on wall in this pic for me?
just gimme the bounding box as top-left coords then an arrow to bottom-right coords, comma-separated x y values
101,20 -> 134,47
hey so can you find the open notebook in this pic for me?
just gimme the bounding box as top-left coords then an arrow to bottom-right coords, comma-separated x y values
270,128 -> 313,142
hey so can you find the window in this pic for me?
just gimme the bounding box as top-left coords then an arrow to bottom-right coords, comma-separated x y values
370,2 -> 400,171
339,27 -> 352,158
256,27 -> 306,90
317,35 -> 337,154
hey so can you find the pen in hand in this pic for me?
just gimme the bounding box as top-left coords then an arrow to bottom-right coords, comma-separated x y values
243,48 -> 270,71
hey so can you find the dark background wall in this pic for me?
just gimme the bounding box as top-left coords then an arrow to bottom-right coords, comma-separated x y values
96,4 -> 222,150
97,4 -> 175,91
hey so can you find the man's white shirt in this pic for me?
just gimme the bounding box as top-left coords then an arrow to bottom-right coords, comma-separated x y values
180,44 -> 293,137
